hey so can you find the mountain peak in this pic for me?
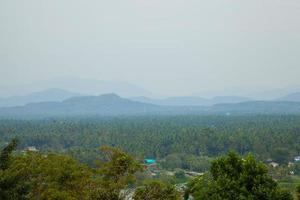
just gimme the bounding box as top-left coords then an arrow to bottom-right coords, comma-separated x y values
99,93 -> 121,98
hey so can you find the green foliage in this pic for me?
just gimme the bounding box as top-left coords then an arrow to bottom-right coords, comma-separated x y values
0,152 -> 92,200
0,116 -> 299,199
174,169 -> 186,180
92,146 -> 142,200
161,153 -> 211,172
187,152 -> 293,200
0,140 -> 141,200
271,148 -> 292,165
293,162 -> 300,176
0,115 -> 299,167
0,138 -> 18,170
297,184 -> 300,200
133,180 -> 181,200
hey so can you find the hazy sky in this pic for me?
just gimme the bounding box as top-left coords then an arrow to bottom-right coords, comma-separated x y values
1,0 -> 300,96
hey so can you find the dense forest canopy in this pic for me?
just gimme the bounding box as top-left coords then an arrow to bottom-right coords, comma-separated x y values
0,115 -> 299,169
0,115 -> 300,199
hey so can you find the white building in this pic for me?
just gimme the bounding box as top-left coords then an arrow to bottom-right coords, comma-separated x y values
26,146 -> 39,152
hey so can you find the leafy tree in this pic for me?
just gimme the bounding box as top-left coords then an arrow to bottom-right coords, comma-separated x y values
293,162 -> 300,175
174,169 -> 186,180
0,152 -> 92,200
187,152 -> 293,200
0,140 -> 142,200
297,184 -> 300,200
133,180 -> 181,200
91,146 -> 142,200
0,138 -> 18,170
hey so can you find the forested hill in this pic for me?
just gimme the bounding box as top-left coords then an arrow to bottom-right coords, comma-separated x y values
1,93 -> 300,118
0,93 -> 168,118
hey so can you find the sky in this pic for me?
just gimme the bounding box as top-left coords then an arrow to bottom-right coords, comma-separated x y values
1,0 -> 300,97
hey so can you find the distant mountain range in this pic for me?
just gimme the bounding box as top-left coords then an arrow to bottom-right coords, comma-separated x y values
131,96 -> 252,106
0,94 -> 167,118
0,89 -> 253,108
207,101 -> 300,115
0,88 -> 80,107
0,78 -> 153,98
277,92 -> 300,102
1,93 -> 300,118
3,87 -> 300,109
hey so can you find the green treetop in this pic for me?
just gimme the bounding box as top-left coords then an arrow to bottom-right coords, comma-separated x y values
187,152 -> 293,200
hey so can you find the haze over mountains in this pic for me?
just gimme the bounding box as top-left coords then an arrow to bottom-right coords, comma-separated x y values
0,94 -> 164,118
1,91 -> 300,119
1,86 -> 300,108
0,89 -> 80,107
0,78 -> 153,98
277,92 -> 300,102
0,88 -> 256,108
2,78 -> 300,99
131,96 -> 252,106
1,79 -> 300,118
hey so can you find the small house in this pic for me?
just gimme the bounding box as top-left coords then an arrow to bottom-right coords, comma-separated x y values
185,171 -> 203,177
26,146 -> 39,152
269,162 -> 279,168
144,159 -> 156,165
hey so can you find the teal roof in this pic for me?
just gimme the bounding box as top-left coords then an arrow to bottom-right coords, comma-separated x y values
144,159 -> 156,164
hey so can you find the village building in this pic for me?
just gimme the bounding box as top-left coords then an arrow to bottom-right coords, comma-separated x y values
269,162 -> 279,168
185,171 -> 203,177
144,158 -> 156,165
26,146 -> 39,152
